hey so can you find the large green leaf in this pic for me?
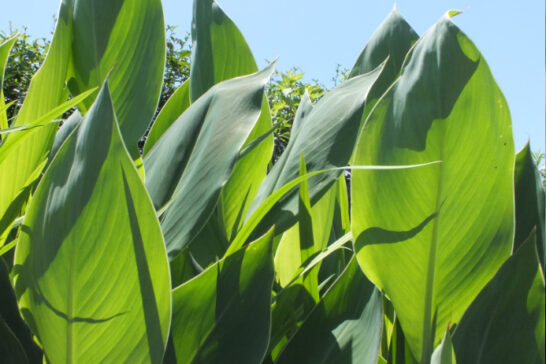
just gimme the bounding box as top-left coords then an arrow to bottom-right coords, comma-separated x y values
514,143 -> 545,269
352,13 -> 514,362
247,63 -> 385,238
452,231 -> 545,364
191,0 -> 274,242
276,258 -> 383,364
0,35 -> 17,130
66,0 -> 165,152
144,64 -> 274,260
143,80 -> 190,156
169,228 -> 275,364
13,83 -> 171,363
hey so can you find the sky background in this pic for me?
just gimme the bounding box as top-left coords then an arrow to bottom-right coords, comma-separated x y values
1,0 -> 544,154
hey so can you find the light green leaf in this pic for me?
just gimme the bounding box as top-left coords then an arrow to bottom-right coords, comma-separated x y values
0,87 -> 96,135
0,35 -> 18,130
144,64 -> 275,260
452,230 -> 545,364
170,228 -> 275,364
13,83 -> 171,363
352,14 -> 514,362
227,162 -> 440,256
0,0 -> 74,255
190,0 -> 258,101
514,142 -> 545,270
276,258 -> 383,364
66,0 -> 166,152
247,63 -> 385,238
143,80 -> 190,156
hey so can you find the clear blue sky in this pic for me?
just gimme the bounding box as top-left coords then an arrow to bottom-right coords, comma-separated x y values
2,0 -> 544,153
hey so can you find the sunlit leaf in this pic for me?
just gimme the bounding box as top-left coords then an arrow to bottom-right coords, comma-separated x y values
352,13 -> 514,362
14,83 -> 171,363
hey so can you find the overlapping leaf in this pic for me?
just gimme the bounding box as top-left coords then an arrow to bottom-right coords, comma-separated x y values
13,83 -> 171,363
169,228 -> 274,364
452,231 -> 545,364
514,143 -> 545,269
144,64 -> 275,260
352,13 -> 514,362
66,0 -> 165,152
247,63 -> 385,239
191,0 -> 274,242
276,258 -> 383,364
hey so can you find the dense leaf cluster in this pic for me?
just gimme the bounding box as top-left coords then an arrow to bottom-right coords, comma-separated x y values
0,1 -> 544,364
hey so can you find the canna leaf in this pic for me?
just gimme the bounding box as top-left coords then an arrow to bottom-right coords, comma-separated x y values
352,13 -> 514,362
276,258 -> 383,364
169,228 -> 275,364
452,230 -> 545,364
0,35 -> 17,130
0,0 -> 74,256
0,257 -> 42,363
349,6 -> 419,117
514,142 -> 545,270
247,63 -> 385,238
13,82 -> 171,363
143,80 -> 191,156
191,0 -> 274,242
145,63 -> 275,261
66,0 -> 166,153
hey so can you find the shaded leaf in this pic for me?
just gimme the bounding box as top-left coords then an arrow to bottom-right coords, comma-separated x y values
170,228 -> 275,364
276,258 -> 383,364
452,231 -> 545,364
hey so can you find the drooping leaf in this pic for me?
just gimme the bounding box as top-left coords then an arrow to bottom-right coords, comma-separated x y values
191,0 -> 274,242
247,63 -> 385,238
352,13 -> 514,362
276,258 -> 383,364
514,142 -> 545,269
144,63 -> 275,260
170,228 -> 275,364
13,82 -> 171,363
452,230 -> 545,364
66,0 -> 166,153
143,80 -> 190,156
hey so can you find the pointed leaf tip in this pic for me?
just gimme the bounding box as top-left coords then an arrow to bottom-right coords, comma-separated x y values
447,9 -> 463,18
